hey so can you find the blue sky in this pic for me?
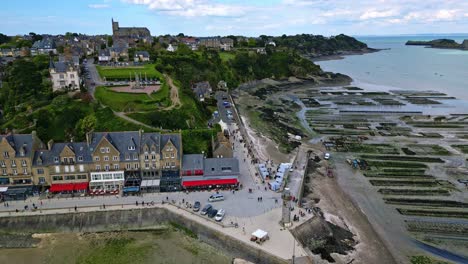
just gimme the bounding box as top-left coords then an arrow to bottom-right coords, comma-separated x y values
1,0 -> 467,36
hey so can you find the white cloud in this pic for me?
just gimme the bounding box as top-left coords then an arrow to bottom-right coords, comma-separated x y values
88,4 -> 111,9
360,9 -> 398,20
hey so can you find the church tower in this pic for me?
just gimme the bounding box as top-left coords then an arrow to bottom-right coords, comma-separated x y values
112,18 -> 119,36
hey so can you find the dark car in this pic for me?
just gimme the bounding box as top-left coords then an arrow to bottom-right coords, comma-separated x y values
201,204 -> 212,215
193,201 -> 201,212
207,208 -> 218,218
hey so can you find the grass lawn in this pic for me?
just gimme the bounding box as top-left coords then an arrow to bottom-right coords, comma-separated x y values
95,86 -> 158,112
96,64 -> 163,80
219,52 -> 235,62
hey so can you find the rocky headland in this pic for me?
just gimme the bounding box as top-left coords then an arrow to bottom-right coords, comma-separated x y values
406,38 -> 468,50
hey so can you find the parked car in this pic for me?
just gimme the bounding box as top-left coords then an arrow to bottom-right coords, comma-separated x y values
193,201 -> 201,212
208,193 -> 225,202
201,204 -> 212,215
207,208 -> 218,218
215,209 -> 225,222
324,153 -> 331,160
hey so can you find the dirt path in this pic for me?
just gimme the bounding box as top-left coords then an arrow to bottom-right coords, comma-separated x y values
113,111 -> 160,131
163,74 -> 182,110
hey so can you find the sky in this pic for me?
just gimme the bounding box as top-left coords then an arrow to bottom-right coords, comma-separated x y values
1,0 -> 468,37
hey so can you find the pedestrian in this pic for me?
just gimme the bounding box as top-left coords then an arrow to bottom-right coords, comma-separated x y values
142,201 -> 145,206
74,205 -> 77,212
103,204 -> 106,209
136,201 -> 139,206
166,196 -> 169,201
40,201 -> 43,206
182,198 -> 185,203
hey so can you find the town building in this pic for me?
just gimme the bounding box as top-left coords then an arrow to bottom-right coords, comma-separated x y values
212,132 -> 233,158
181,154 -> 239,189
0,130 -> 241,198
31,38 -> 57,55
112,18 -> 152,45
166,44 -> 176,52
192,81 -> 212,102
98,49 -> 111,63
49,60 -> 80,91
134,51 -> 150,62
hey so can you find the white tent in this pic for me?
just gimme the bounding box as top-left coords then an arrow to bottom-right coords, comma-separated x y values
252,229 -> 268,239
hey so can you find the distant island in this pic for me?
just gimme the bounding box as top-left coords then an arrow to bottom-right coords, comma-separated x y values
405,38 -> 468,50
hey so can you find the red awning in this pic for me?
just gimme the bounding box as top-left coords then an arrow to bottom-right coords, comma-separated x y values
50,184 -> 74,192
182,178 -> 238,187
50,182 -> 89,192
74,182 -> 89,191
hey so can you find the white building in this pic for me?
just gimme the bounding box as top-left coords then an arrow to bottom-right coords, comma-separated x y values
98,49 -> 111,63
166,44 -> 176,52
49,61 -> 80,91
89,170 -> 125,192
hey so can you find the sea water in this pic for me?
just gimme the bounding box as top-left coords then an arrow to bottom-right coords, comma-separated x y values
316,35 -> 468,114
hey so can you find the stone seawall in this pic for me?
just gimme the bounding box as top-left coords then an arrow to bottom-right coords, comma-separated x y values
0,207 -> 287,264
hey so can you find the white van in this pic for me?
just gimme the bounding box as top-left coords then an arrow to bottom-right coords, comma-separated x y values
215,209 -> 226,222
208,193 -> 225,202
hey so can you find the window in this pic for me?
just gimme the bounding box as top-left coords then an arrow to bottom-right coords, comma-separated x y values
91,174 -> 101,181
96,165 -> 101,171
106,147 -> 110,153
21,160 -> 27,166
77,175 -> 87,180
144,155 -> 149,161
65,175 -> 75,180
12,169 -> 17,175
70,166 -> 75,172
113,156 -> 118,161
125,154 -> 130,160
69,158 -> 74,163
128,145 -> 135,150
133,154 -> 138,160
64,166 -> 69,173
11,160 -> 16,167
95,156 -> 100,161
79,165 -> 84,172
0,160 -> 5,167
63,157 -> 68,163
221,167 -> 232,172
37,159 -> 42,165
54,157 -> 59,163
126,163 -> 131,169
100,147 -> 105,153
105,165 -> 110,171
52,176 -> 63,181
37,168 -> 44,174
165,162 -> 170,167
151,155 -> 156,160
59,74 -> 64,79
39,177 -> 46,184
165,154 -> 169,158
171,153 -> 175,158
171,162 -> 175,168
23,168 -> 27,174
134,163 -> 139,169
55,166 -> 60,173
145,163 -> 149,169
70,74 -> 74,78
3,152 -> 9,158
2,169 -> 6,175
103,173 -> 112,180
104,156 -> 109,161
114,164 -> 119,170
78,156 -> 83,161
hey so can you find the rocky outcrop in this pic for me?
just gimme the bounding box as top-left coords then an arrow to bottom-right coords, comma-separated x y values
406,39 -> 468,50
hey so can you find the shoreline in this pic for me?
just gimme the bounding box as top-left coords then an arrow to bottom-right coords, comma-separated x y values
309,48 -> 382,62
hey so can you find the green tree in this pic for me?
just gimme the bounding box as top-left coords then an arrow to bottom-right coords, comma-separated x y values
0,33 -> 10,44
76,114 -> 96,139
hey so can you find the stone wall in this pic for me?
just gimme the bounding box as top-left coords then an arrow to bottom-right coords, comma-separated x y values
0,208 -> 287,264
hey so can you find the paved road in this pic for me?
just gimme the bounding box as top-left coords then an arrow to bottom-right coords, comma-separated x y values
85,58 -> 103,99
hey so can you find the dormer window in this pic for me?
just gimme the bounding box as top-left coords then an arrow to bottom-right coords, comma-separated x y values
78,156 -> 83,161
20,150 -> 25,156
54,157 -> 59,163
128,145 -> 135,150
3,152 -> 9,158
100,147 -> 105,153
37,158 -> 42,165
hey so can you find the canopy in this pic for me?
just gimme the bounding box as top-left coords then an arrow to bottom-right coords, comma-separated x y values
182,178 -> 238,187
50,182 -> 88,192
0,187 -> 8,192
123,186 -> 140,192
140,179 -> 160,187
252,229 -> 268,239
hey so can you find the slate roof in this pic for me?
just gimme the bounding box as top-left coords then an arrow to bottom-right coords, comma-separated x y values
49,61 -> 70,73
32,142 -> 92,166
99,49 -> 110,57
89,132 -> 140,160
203,158 -> 239,177
161,133 -> 181,159
32,38 -> 56,49
0,134 -> 34,158
135,51 -> 150,58
182,154 -> 204,171
140,132 -> 161,153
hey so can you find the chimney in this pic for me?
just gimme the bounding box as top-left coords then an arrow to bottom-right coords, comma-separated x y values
86,130 -> 93,146
139,128 -> 144,138
47,139 -> 54,150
